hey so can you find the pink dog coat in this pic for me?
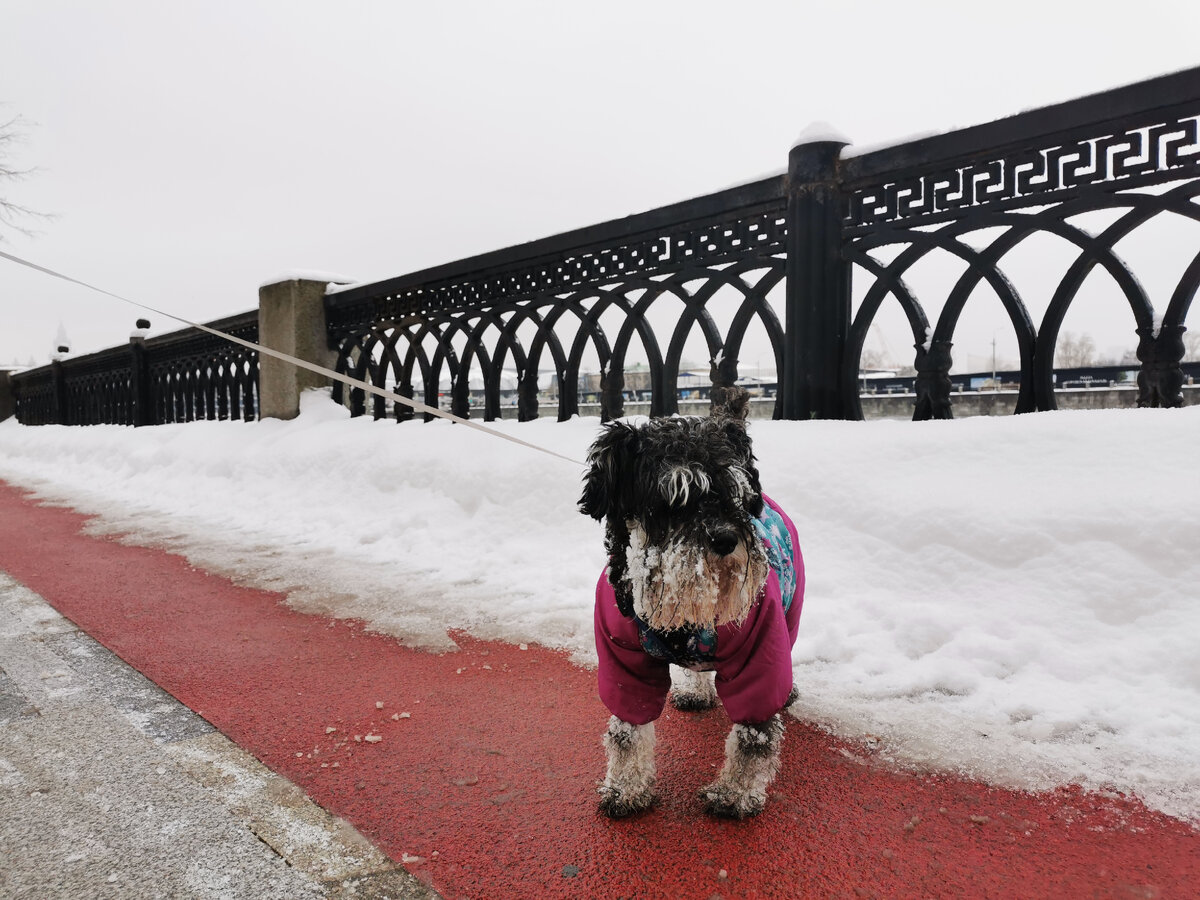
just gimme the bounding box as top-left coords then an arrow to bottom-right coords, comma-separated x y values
594,494 -> 804,726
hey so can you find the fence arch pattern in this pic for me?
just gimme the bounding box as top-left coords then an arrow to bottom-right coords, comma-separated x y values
841,100 -> 1200,419
62,347 -> 136,425
326,190 -> 789,423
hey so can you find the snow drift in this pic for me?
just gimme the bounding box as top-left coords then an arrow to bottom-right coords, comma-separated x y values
0,393 -> 1196,822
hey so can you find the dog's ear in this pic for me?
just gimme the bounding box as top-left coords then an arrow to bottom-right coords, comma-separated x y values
743,463 -> 765,517
711,385 -> 751,423
720,416 -> 765,517
579,422 -> 640,521
721,417 -> 754,464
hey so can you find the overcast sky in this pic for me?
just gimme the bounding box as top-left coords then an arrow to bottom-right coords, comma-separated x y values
3,0 -> 1198,371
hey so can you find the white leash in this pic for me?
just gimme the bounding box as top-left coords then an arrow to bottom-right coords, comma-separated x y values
0,249 -> 584,467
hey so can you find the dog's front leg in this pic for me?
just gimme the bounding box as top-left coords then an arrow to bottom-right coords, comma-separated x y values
598,716 -> 656,818
700,715 -> 784,819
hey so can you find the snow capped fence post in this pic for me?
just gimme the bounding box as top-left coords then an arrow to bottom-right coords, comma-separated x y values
129,322 -> 153,426
258,277 -> 338,420
782,131 -> 852,420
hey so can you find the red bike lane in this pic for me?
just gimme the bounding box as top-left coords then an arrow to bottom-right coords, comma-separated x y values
0,480 -> 1195,899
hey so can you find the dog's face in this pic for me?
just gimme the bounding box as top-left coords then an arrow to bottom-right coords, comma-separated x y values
580,414 -> 768,631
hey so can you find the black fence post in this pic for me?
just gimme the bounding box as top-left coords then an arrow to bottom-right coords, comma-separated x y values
51,359 -> 68,425
130,335 -> 154,426
517,374 -> 538,422
1135,324 -> 1187,408
600,365 -> 624,422
781,136 -> 851,420
708,351 -> 740,416
0,370 -> 14,423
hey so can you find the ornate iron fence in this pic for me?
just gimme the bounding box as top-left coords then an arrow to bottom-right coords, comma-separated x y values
326,67 -> 1200,424
9,67 -> 1198,427
11,312 -> 259,426
145,312 -> 259,424
325,179 -> 790,422
840,67 -> 1200,418
9,366 -> 56,426
60,345 -> 135,425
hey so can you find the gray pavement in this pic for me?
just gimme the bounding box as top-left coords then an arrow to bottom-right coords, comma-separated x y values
0,572 -> 439,900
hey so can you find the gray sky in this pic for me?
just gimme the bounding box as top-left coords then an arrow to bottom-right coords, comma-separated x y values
3,0 -> 1198,371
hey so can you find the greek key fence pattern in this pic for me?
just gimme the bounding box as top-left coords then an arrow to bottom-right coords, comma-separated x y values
845,115 -> 1200,230
841,74 -> 1200,418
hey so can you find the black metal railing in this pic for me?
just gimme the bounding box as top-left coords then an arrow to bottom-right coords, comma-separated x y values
325,178 -> 789,422
11,312 -> 259,426
841,66 -> 1200,418
9,365 -> 57,426
326,67 -> 1199,424
144,312 -> 259,424
10,66 -> 1198,426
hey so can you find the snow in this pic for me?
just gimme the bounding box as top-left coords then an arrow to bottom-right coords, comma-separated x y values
0,393 -> 1197,823
792,121 -> 852,148
840,128 -> 949,160
257,271 -> 358,290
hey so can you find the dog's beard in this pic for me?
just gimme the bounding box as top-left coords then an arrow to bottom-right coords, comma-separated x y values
623,524 -> 769,631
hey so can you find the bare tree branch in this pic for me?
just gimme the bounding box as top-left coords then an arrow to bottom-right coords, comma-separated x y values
0,113 -> 51,239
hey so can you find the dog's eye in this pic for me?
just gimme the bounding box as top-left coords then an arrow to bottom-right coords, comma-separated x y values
728,466 -> 753,502
660,466 -> 710,508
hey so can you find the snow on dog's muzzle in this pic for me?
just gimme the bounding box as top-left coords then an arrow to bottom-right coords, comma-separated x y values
624,524 -> 768,631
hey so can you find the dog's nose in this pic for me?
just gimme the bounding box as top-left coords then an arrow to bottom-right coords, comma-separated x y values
708,529 -> 739,557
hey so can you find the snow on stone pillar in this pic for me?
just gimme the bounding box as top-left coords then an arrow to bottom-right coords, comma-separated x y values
258,276 -> 341,420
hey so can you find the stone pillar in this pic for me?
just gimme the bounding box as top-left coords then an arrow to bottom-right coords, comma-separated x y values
258,278 -> 337,420
0,370 -> 14,422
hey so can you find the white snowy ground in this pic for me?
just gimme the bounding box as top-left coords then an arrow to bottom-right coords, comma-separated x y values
0,393 -> 1196,823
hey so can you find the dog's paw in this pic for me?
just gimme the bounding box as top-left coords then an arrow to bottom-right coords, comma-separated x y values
669,690 -> 717,712
699,781 -> 767,820
598,784 -> 655,819
699,785 -> 767,819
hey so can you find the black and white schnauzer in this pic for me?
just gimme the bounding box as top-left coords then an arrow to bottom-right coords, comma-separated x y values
580,388 -> 804,819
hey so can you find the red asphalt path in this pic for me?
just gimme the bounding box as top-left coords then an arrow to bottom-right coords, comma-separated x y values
0,480 -> 1196,899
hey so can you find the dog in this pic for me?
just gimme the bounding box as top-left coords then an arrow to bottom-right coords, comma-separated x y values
579,388 -> 804,819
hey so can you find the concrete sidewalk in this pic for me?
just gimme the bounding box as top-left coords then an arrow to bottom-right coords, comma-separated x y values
0,573 -> 438,900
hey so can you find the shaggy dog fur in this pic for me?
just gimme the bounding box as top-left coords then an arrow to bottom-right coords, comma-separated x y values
580,388 -> 802,819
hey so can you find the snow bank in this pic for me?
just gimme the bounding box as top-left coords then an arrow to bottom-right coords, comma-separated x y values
0,395 -> 1196,822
